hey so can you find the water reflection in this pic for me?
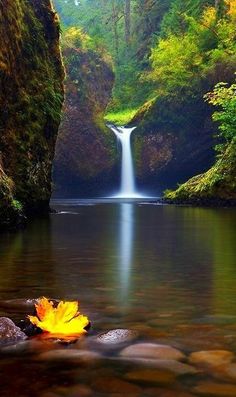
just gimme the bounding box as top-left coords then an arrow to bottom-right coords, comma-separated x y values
0,203 -> 235,324
118,203 -> 134,302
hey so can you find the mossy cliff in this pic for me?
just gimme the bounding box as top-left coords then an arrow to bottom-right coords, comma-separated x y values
54,29 -> 116,197
131,92 -> 215,192
164,138 -> 236,205
0,0 -> 64,228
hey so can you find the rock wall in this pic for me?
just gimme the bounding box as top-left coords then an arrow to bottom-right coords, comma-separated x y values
164,138 -> 236,205
131,62 -> 236,194
0,0 -> 64,227
53,38 -> 116,197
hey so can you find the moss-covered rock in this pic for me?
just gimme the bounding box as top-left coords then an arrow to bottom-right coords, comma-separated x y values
53,29 -> 116,197
164,138 -> 236,205
131,62 -> 236,192
131,91 -> 216,191
0,0 -> 64,228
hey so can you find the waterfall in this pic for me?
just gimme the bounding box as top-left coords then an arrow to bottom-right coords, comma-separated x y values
109,125 -> 142,198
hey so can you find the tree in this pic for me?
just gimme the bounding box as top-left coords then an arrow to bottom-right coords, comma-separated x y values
124,0 -> 131,53
205,80 -> 236,151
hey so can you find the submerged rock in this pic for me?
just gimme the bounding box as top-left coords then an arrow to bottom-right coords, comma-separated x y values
145,389 -> 195,397
91,376 -> 141,394
37,349 -> 101,364
0,317 -> 27,344
94,329 -> 138,345
211,363 -> 236,382
0,298 -> 39,312
189,350 -> 234,367
125,368 -> 176,386
193,381 -> 236,396
119,357 -> 197,375
120,343 -> 185,361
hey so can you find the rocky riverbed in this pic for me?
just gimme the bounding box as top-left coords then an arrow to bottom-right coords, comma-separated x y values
2,299 -> 236,396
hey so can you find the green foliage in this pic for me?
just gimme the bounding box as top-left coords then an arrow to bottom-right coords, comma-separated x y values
145,34 -> 203,96
12,200 -> 23,212
205,80 -> 236,150
165,76 -> 236,202
105,108 -> 139,125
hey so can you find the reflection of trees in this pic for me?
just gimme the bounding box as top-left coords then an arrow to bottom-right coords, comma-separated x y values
132,206 -> 236,318
210,209 -> 236,314
1,203 -> 235,323
0,217 -> 54,300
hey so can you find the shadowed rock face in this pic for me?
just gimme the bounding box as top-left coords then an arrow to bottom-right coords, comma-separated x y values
53,44 -> 117,198
165,138 -> 236,205
131,62 -> 236,193
0,0 -> 64,227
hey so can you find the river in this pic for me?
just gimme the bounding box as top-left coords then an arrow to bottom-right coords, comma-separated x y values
0,199 -> 236,396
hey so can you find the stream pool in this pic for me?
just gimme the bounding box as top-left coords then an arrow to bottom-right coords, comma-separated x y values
0,199 -> 236,396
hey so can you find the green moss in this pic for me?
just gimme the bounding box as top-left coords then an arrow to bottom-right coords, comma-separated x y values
0,0 -> 64,224
104,108 -> 139,126
165,138 -> 236,202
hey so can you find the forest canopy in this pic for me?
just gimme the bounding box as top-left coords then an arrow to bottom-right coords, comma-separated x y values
54,0 -> 236,117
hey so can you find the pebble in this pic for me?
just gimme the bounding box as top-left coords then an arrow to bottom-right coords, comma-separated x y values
94,329 -> 138,345
117,356 -> 197,375
0,317 -> 27,344
211,363 -> 236,382
120,343 -> 185,361
91,376 -> 141,394
193,381 -> 236,396
36,349 -> 101,364
145,389 -> 196,397
189,350 -> 234,367
63,384 -> 92,397
125,368 -> 176,385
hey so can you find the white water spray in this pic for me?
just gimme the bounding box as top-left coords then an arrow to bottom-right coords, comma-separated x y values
109,125 -> 142,198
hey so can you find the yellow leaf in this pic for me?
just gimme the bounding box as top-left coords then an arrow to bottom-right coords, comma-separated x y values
28,297 -> 89,338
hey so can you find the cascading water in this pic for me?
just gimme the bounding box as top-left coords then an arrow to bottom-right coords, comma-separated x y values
109,125 -> 142,198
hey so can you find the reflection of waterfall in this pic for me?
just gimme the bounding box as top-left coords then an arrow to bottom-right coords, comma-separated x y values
109,125 -> 142,198
119,203 -> 134,300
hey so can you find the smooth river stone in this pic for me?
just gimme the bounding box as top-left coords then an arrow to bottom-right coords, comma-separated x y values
189,350 -> 234,367
212,363 -> 236,382
36,349 -> 101,363
91,376 -> 141,395
125,368 -> 176,386
193,381 -> 236,396
0,298 -> 39,312
0,317 -> 27,343
49,385 -> 92,397
145,388 -> 195,397
118,357 -> 197,375
94,329 -> 138,345
120,343 -> 185,361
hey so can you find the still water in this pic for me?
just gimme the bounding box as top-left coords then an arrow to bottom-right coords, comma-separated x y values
0,200 -> 236,396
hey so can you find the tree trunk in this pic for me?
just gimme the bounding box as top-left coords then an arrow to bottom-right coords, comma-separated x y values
124,0 -> 131,53
112,0 -> 119,59
215,0 -> 227,18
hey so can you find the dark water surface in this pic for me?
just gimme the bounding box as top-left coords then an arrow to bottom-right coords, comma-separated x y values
0,200 -> 236,396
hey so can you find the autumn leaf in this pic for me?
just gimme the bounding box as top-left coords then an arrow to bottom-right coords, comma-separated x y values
28,297 -> 89,337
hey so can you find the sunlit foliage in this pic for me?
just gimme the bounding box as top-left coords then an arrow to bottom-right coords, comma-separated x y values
205,80 -> 236,151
